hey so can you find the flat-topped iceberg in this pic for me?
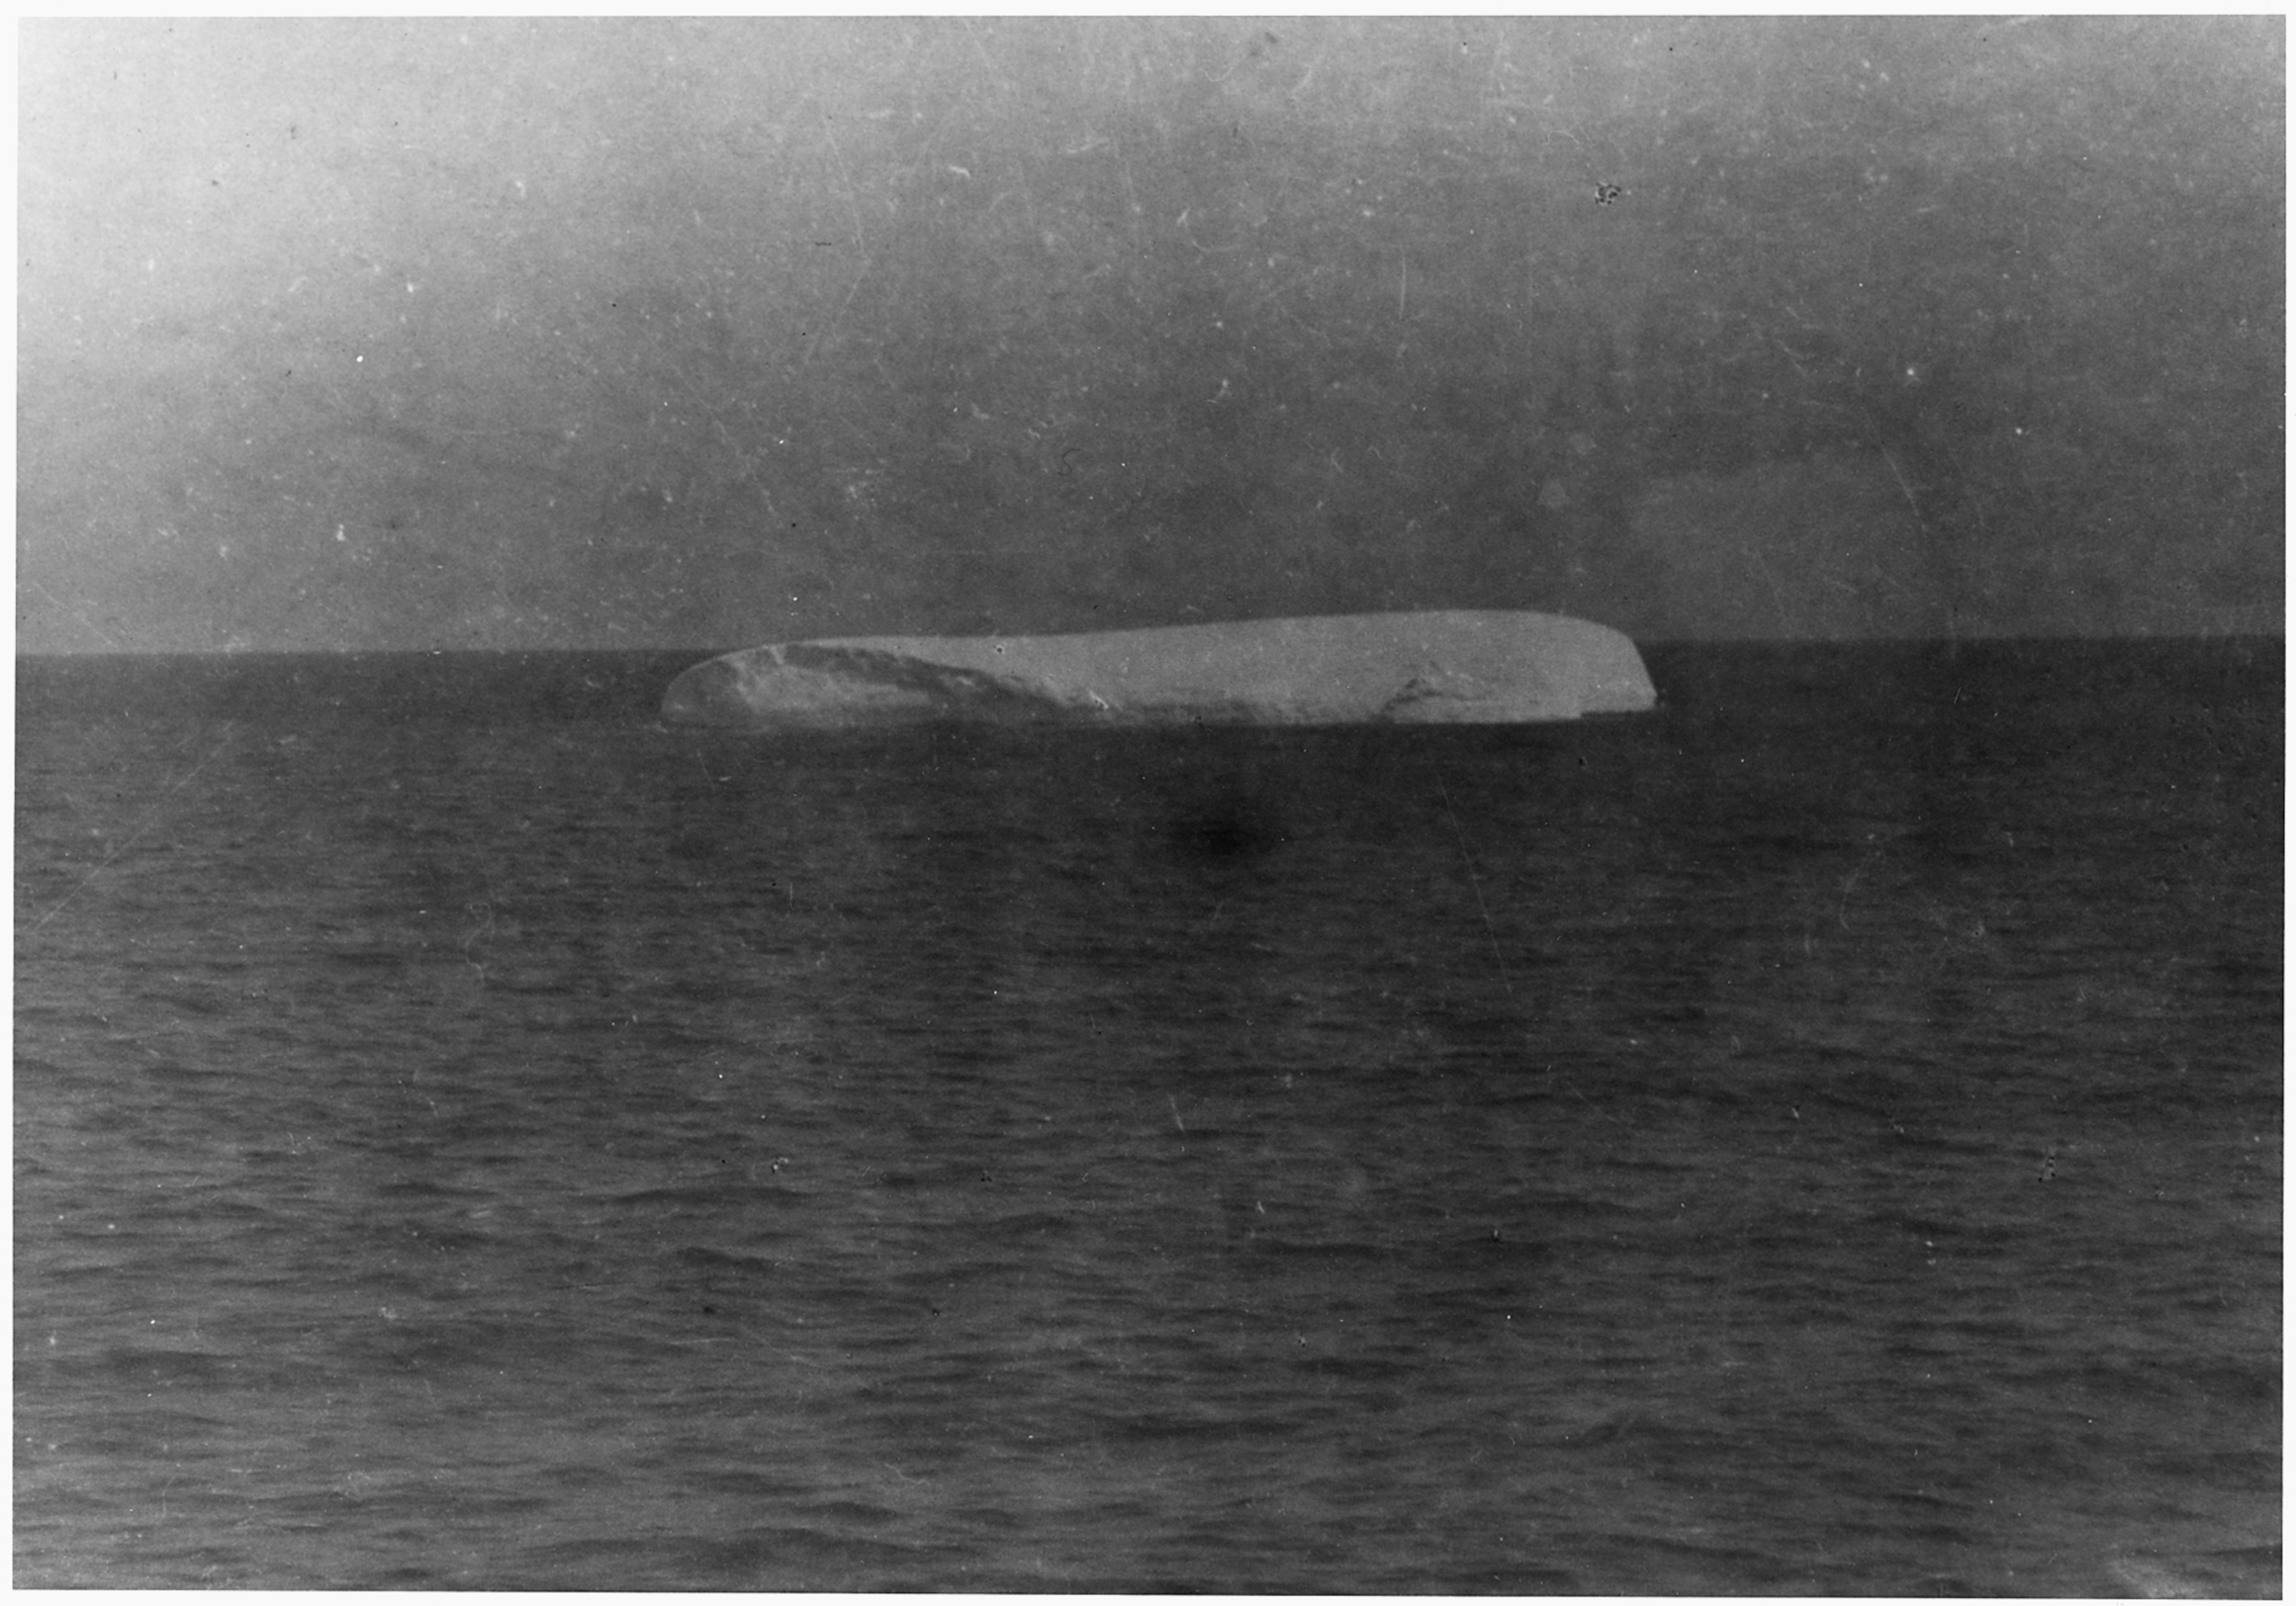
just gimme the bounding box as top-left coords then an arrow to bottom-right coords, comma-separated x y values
661,609 -> 1657,729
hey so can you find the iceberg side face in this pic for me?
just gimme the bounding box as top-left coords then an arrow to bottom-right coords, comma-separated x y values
661,610 -> 1658,729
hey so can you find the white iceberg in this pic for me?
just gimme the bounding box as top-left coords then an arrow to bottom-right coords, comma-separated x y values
662,609 -> 1657,729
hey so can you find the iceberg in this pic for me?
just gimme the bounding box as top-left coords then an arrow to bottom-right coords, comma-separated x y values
661,609 -> 1657,729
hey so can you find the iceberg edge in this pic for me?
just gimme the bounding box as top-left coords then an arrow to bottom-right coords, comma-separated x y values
661,610 -> 1657,730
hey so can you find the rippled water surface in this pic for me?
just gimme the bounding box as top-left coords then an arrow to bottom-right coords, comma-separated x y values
15,641 -> 2281,1592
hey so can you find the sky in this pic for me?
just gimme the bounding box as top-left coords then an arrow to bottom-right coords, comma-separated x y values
17,17 -> 2285,653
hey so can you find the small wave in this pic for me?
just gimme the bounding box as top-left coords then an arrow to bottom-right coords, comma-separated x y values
671,1245 -> 778,1274
2109,1550 -> 2282,1598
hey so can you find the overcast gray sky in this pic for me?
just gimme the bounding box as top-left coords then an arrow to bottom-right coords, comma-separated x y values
18,18 -> 2284,652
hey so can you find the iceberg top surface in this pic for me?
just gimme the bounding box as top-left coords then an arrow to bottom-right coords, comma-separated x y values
663,608 -> 1657,728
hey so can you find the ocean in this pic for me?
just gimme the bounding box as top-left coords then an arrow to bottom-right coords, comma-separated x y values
13,639 -> 2281,1593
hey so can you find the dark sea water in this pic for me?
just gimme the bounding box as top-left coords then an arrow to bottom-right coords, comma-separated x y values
15,640 -> 2281,1594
